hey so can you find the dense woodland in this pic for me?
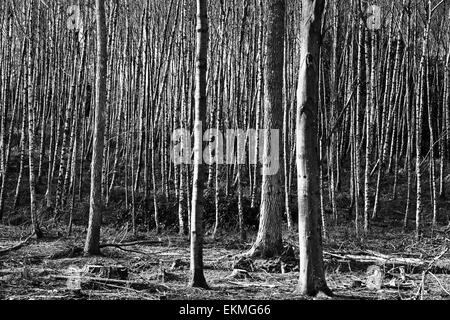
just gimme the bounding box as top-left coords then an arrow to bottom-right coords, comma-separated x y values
1,0 -> 450,300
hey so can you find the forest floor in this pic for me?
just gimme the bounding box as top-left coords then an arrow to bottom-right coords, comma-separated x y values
1,221 -> 450,300
2,161 -> 450,300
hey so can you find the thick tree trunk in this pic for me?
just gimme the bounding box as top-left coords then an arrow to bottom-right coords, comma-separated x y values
296,0 -> 331,297
247,0 -> 284,258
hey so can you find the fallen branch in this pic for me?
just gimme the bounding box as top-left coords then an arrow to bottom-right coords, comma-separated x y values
324,249 -> 450,274
99,244 -> 146,255
0,233 -> 35,256
415,248 -> 449,300
428,272 -> 450,297
226,281 -> 277,288
52,275 -> 169,291
48,240 -> 163,259
99,240 -> 164,249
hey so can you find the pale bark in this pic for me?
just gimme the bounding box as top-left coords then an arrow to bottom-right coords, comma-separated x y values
84,0 -> 107,255
190,0 -> 209,289
296,0 -> 331,297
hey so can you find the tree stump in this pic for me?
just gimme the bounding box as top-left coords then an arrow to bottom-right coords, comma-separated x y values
366,265 -> 384,290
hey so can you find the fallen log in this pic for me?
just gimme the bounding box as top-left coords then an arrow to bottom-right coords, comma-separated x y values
98,240 -> 164,254
99,240 -> 164,249
324,250 -> 450,274
226,281 -> 277,288
0,268 -> 55,276
0,233 -> 35,256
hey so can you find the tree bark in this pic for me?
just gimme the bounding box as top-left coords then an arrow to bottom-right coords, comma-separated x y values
190,0 -> 209,289
296,0 -> 331,297
247,0 -> 285,258
84,0 -> 107,256
26,0 -> 42,239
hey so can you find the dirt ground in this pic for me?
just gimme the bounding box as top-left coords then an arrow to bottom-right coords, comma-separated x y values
1,222 -> 450,301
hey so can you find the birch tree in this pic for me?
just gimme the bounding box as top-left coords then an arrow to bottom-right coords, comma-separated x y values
84,0 -> 107,255
190,0 -> 209,289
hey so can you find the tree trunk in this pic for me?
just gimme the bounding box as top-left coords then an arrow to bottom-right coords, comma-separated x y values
247,0 -> 284,258
84,0 -> 107,256
190,0 -> 208,289
26,0 -> 42,239
296,0 -> 331,297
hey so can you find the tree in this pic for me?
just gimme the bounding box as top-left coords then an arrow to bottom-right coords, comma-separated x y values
26,0 -> 43,239
84,0 -> 107,255
247,0 -> 285,258
296,0 -> 331,296
190,0 -> 209,289
414,0 -> 444,238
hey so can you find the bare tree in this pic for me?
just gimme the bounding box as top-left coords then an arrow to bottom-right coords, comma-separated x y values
190,0 -> 209,289
247,0 -> 285,258
296,0 -> 331,297
84,0 -> 107,255
26,0 -> 43,239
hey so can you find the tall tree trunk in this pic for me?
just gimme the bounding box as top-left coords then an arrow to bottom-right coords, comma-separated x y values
354,0 -> 364,235
415,2 -> 432,239
26,0 -> 42,239
84,0 -> 107,255
296,0 -> 331,297
247,0 -> 284,258
190,0 -> 208,289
